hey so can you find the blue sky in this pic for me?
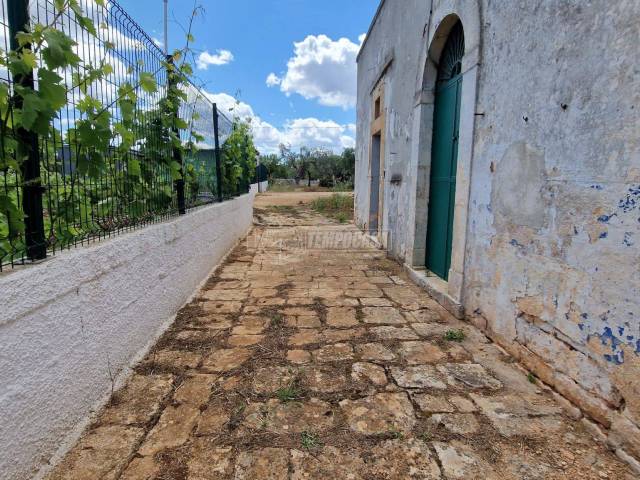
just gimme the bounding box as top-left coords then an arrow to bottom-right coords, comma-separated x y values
117,0 -> 380,153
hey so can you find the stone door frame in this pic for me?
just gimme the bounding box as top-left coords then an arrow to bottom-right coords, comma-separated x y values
406,1 -> 481,310
368,82 -> 386,243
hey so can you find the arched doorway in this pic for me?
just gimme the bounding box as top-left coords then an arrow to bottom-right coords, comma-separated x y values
425,21 -> 464,280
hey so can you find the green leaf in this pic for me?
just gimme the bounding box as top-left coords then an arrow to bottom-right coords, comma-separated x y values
87,151 -> 105,177
38,69 -> 66,110
15,32 -> 34,47
139,72 -> 157,94
170,160 -> 182,180
9,50 -> 37,76
77,95 -> 101,114
76,15 -> 97,36
42,29 -> 80,69
175,117 -> 189,130
180,63 -> 193,76
128,158 -> 141,177
0,194 -> 25,236
119,98 -> 135,124
20,91 -> 46,131
68,0 -> 83,18
0,82 -> 9,112
114,122 -> 134,150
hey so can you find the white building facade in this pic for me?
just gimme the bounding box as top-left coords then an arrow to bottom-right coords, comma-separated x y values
355,0 -> 640,465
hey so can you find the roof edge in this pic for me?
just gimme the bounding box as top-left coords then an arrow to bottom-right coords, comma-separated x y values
356,0 -> 387,63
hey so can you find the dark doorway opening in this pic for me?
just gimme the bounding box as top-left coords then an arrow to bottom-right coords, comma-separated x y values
369,133 -> 382,234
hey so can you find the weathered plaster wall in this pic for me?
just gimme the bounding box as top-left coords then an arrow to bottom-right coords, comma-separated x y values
356,0 -> 640,466
0,189 -> 256,480
355,0 -> 431,243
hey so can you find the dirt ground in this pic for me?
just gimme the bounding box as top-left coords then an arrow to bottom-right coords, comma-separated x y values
254,190 -> 352,207
46,200 -> 636,480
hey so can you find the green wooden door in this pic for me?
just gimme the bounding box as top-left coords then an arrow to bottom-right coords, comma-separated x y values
426,21 -> 464,280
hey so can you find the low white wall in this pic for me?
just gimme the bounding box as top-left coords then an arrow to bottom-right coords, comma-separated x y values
258,180 -> 269,192
0,189 -> 255,480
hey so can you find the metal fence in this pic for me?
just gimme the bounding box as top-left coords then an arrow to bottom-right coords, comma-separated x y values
0,0 -> 244,271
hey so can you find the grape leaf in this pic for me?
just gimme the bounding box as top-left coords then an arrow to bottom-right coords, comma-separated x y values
42,30 -> 80,69
38,69 -> 66,110
139,72 -> 157,93
0,194 -> 25,235
20,90 -> 46,131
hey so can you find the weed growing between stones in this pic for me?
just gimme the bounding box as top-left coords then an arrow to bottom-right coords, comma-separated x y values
444,329 -> 466,342
301,431 -> 321,450
276,385 -> 302,403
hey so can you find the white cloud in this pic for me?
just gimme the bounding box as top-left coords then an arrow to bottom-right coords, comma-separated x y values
202,91 -> 354,154
282,118 -> 355,151
151,37 -> 164,49
196,49 -> 234,70
266,73 -> 281,87
270,34 -> 364,109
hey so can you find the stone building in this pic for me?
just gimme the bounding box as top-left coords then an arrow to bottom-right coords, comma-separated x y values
354,0 -> 640,466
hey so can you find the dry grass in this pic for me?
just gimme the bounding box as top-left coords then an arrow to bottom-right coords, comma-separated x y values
310,194 -> 354,223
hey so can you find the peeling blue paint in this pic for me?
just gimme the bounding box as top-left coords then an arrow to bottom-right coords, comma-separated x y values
618,185 -> 640,213
597,214 -> 612,223
599,231 -> 608,239
590,184 -> 604,190
510,238 -> 524,248
601,327 -> 622,350
618,326 -> 625,336
604,353 -> 624,365
623,232 -> 634,247
596,327 -> 629,364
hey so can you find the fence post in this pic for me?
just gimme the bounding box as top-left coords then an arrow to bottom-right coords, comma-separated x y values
8,0 -> 46,261
167,55 -> 186,214
212,103 -> 223,202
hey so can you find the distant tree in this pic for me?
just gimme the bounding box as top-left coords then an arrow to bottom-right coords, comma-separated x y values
338,147 -> 355,185
260,153 -> 291,179
310,147 -> 355,188
265,145 -> 355,189
298,147 -> 321,187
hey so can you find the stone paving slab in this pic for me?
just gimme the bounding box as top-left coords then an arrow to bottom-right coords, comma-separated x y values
46,205 -> 636,479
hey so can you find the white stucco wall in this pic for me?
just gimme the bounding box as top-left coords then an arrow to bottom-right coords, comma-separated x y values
0,189 -> 255,480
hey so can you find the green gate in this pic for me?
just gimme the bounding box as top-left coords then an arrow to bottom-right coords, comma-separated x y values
425,21 -> 464,280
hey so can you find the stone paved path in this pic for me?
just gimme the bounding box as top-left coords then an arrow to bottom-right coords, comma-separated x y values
48,203 -> 635,479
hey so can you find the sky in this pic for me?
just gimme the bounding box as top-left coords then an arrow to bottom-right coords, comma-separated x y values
116,0 -> 380,154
